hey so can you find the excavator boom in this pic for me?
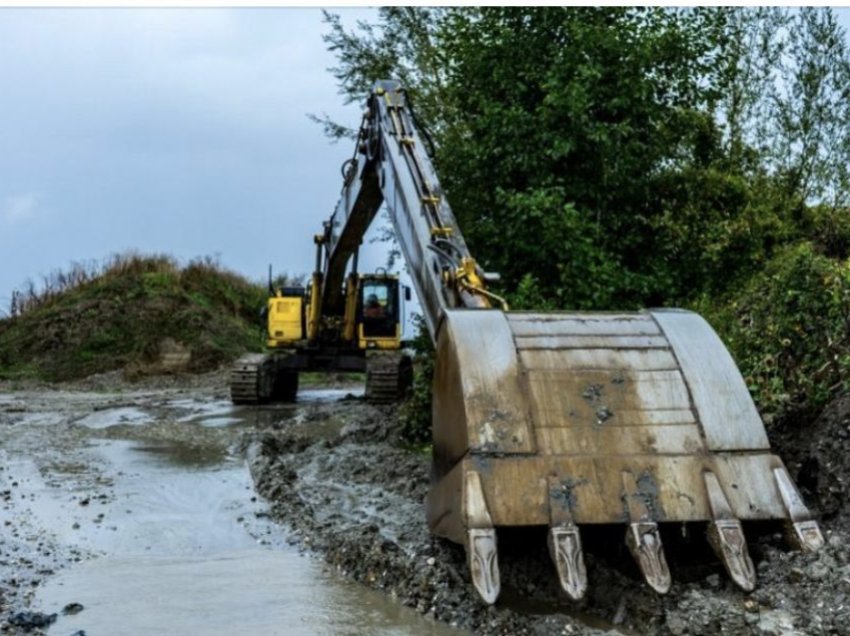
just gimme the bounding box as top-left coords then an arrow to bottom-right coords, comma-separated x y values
322,80 -> 823,603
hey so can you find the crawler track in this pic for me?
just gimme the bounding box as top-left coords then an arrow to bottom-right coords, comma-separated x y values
230,354 -> 268,405
365,353 -> 413,404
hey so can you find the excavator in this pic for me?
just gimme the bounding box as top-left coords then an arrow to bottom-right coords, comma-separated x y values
233,80 -> 825,604
230,265 -> 413,404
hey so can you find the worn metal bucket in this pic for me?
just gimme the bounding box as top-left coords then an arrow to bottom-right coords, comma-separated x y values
426,309 -> 823,603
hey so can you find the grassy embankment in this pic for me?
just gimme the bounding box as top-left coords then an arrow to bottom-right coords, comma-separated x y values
0,254 -> 266,382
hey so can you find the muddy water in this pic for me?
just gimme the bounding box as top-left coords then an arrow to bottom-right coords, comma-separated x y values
0,388 -> 461,635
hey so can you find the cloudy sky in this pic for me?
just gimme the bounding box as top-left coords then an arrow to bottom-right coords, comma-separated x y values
0,8 -> 380,312
2,8 -> 850,321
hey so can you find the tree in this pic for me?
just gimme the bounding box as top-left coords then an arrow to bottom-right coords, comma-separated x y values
320,7 -> 850,309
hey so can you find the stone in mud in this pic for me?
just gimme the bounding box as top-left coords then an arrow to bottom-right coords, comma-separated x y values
8,610 -> 58,630
63,602 -> 84,615
757,609 -> 799,636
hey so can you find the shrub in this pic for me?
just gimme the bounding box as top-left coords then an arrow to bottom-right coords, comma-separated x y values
699,242 -> 850,422
398,316 -> 435,445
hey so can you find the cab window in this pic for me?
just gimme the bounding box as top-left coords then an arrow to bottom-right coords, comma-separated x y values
360,279 -> 398,338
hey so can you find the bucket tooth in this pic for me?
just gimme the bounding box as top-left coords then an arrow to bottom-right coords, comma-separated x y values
622,471 -> 670,593
464,470 -> 500,604
703,472 -> 756,591
547,476 -> 587,600
707,519 -> 756,592
773,467 -> 825,553
548,526 -> 587,601
626,522 -> 671,594
468,528 -> 500,605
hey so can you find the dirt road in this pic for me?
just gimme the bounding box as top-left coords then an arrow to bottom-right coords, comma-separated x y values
0,374 -> 459,635
1,373 -> 849,635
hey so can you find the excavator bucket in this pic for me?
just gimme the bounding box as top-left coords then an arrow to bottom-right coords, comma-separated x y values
426,309 -> 824,604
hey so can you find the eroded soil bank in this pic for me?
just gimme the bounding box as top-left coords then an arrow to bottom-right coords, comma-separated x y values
249,393 -> 850,635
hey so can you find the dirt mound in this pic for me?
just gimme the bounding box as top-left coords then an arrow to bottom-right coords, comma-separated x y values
770,394 -> 850,522
0,255 -> 265,382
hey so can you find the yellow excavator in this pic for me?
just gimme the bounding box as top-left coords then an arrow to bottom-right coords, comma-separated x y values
230,261 -> 413,404
235,80 -> 824,604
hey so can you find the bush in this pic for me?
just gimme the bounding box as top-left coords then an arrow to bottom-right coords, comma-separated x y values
0,253 -> 268,381
698,242 -> 850,422
398,316 -> 435,445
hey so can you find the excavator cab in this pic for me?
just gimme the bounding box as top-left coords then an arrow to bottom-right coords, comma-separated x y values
357,274 -> 402,349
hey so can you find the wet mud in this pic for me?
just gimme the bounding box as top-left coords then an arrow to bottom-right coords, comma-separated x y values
3,372 -> 850,635
0,376 -> 459,635
249,393 -> 850,635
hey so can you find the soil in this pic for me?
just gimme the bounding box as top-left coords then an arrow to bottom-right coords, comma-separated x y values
249,393 -> 850,635
2,371 -> 850,635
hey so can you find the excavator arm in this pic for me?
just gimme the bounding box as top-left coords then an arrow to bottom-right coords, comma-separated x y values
319,80 -> 494,328
321,80 -> 824,604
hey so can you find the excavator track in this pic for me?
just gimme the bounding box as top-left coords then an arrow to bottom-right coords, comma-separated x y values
230,354 -> 270,405
365,353 -> 413,404
231,353 -> 299,404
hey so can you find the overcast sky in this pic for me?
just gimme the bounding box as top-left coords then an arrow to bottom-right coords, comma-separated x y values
2,8 -> 850,323
0,8 -> 381,311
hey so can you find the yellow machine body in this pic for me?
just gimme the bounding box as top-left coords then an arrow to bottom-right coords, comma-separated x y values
266,290 -> 304,348
357,323 -> 402,350
263,273 -> 403,352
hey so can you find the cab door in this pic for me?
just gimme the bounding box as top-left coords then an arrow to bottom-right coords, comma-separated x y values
358,277 -> 400,347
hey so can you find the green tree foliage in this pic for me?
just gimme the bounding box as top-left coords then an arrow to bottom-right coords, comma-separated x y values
322,7 -> 850,423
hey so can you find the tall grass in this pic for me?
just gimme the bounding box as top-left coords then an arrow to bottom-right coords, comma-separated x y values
6,252 -> 261,318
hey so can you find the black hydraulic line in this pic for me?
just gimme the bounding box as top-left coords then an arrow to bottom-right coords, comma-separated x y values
403,89 -> 437,159
427,243 -> 459,268
433,238 -> 464,259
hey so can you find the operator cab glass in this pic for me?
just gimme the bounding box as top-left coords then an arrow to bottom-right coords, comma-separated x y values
359,278 -> 399,338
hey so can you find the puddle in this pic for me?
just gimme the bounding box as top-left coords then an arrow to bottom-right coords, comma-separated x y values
19,391 -> 463,636
75,407 -> 154,429
300,387 -> 364,402
40,551 -> 457,636
170,398 -> 236,423
198,415 -> 243,428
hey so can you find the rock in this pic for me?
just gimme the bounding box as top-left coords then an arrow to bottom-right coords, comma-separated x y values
8,611 -> 58,629
806,562 -> 829,581
62,602 -> 84,615
666,612 -> 687,635
757,609 -> 800,636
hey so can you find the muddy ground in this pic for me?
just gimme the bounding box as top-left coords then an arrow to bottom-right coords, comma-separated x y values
249,393 -> 850,635
0,372 -> 457,636
2,372 -> 849,635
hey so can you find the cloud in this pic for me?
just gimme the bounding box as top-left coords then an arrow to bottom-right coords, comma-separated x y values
1,194 -> 39,224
